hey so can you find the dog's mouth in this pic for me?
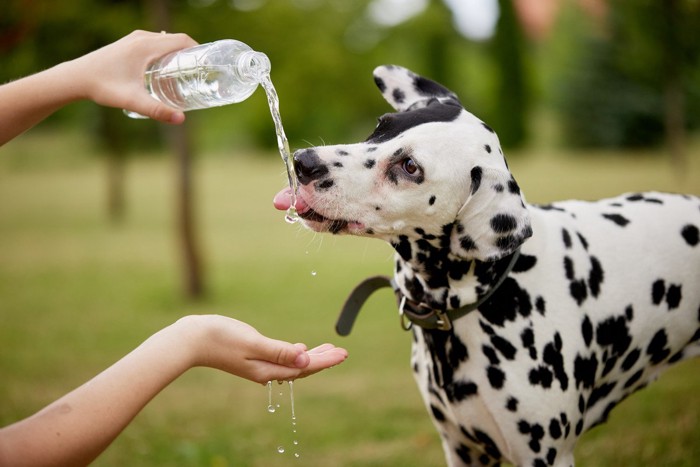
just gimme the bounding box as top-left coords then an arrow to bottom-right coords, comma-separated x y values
273,187 -> 364,234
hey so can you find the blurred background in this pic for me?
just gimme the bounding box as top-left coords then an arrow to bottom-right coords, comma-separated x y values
1,0 -> 699,466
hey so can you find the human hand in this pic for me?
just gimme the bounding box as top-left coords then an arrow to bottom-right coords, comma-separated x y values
173,315 -> 348,384
65,30 -> 198,124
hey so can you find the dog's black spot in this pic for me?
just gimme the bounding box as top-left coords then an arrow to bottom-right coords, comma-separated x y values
624,369 -> 644,389
562,229 -> 572,248
529,365 -> 553,388
333,161 -> 343,168
596,315 -> 632,377
482,345 -> 500,365
549,418 -> 562,439
490,213 -> 518,233
446,379 -> 479,402
470,166 -> 482,195
392,87 -> 405,104
681,224 -> 699,246
570,279 -> 588,306
493,183 -> 504,192
491,335 -> 517,360
460,235 -> 477,252
335,149 -> 349,156
480,277 -> 532,327
375,206 -> 381,211
484,144 -> 492,154
374,76 -> 386,93
506,396 -> 519,412
518,421 -> 545,453
621,348 -> 641,371
652,279 -> 666,305
587,382 -> 615,410
455,444 -> 472,465
535,296 -> 546,315
430,404 -> 446,422
574,353 -> 598,389
578,315 -> 595,352
364,158 -> 376,169
391,235 -> 412,261
589,256 -> 604,297
602,213 -> 630,227
367,146 -> 378,152
666,284 -> 682,309
512,254 -> 537,273
563,257 -> 575,280
521,328 -> 537,359
482,122 -> 495,133
473,429 -> 502,459
366,101 -> 462,143
508,177 -> 521,195
577,232 -> 589,250
647,329 -> 671,364
429,195 -> 436,206
413,75 -> 456,99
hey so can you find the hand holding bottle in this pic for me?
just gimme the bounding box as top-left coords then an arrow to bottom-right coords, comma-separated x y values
73,30 -> 199,123
0,30 -> 197,145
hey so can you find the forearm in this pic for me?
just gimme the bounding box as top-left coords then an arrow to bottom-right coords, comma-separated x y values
0,323 -> 192,466
0,60 -> 87,146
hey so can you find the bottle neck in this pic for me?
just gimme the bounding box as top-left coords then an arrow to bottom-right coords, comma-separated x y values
237,51 -> 271,84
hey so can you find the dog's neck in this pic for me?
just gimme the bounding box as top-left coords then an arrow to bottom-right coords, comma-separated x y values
389,223 -> 511,311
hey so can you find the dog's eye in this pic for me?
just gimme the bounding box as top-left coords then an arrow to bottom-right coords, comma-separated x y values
402,158 -> 419,175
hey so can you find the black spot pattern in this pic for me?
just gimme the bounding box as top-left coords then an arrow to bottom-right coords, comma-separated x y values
651,279 -> 684,310
681,224 -> 699,246
364,158 -> 376,169
471,166 -> 483,194
646,329 -> 671,364
602,213 -> 630,227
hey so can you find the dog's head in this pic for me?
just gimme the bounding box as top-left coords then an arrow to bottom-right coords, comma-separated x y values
275,65 -> 532,262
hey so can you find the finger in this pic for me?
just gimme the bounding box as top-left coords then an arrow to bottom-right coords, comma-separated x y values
307,343 -> 337,354
301,348 -> 348,376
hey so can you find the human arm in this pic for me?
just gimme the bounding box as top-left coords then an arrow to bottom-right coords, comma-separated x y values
0,30 -> 198,146
0,314 -> 348,466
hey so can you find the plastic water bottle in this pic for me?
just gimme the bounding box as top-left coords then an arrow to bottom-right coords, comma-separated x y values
124,39 -> 271,118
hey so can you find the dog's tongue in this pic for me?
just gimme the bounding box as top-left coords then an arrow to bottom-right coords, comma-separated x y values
273,187 -> 309,214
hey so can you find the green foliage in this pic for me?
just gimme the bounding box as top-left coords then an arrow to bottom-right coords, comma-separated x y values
557,0 -> 700,148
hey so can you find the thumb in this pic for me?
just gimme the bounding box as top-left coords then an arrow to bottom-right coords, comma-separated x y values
267,341 -> 309,369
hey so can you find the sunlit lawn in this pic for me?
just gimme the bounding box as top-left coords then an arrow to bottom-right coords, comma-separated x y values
1,128 -> 699,466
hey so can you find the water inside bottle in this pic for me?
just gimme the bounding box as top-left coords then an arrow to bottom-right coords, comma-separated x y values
145,65 -> 258,110
259,74 -> 299,224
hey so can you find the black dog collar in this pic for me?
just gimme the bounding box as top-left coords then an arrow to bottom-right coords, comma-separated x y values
336,248 -> 521,335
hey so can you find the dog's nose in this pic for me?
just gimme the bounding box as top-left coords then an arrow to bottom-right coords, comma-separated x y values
294,148 -> 329,185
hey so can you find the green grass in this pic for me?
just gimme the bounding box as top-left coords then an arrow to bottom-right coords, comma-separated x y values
1,128 -> 699,466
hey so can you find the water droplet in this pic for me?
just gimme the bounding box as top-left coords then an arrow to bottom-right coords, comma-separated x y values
285,207 -> 299,224
294,453 -> 300,458
310,270 -> 317,276
267,405 -> 276,413
277,446 -> 285,454
293,440 -> 299,445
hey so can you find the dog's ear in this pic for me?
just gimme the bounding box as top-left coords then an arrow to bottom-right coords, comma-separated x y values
373,65 -> 461,112
450,166 -> 532,262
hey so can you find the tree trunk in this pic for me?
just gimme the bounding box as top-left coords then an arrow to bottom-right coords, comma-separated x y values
146,0 -> 205,299
661,0 -> 687,174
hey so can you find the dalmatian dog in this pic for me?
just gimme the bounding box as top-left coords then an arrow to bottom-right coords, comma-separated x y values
273,65 -> 700,466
